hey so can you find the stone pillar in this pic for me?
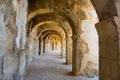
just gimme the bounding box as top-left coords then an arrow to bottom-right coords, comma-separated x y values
50,41 -> 52,51
58,41 -> 61,51
96,17 -> 120,80
53,41 -> 56,50
40,36 -> 44,54
72,35 -> 82,75
66,38 -> 72,64
43,40 -> 45,53
45,40 -> 50,52
39,37 -> 41,55
61,40 -> 66,58
55,41 -> 57,50
40,41 -> 44,54
114,16 -> 120,79
45,40 -> 47,52
34,39 -> 39,58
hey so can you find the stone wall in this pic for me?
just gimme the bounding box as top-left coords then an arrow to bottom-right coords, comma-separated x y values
26,29 -> 39,64
0,0 -> 28,80
91,0 -> 120,80
80,20 -> 99,76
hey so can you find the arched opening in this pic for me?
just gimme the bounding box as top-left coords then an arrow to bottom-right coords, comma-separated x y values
44,34 -> 61,52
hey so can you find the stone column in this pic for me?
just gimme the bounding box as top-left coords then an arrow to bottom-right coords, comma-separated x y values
54,41 -> 56,50
34,39 -> 39,58
45,40 -> 48,52
46,40 -> 51,52
66,37 -> 72,64
55,41 -> 57,50
50,41 -> 52,51
40,41 -> 44,54
72,35 -> 82,75
61,40 -> 66,58
40,36 -> 44,54
96,17 -> 120,80
43,40 -> 45,53
39,37 -> 41,55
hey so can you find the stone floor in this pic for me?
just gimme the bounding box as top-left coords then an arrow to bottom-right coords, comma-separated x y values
25,52 -> 99,80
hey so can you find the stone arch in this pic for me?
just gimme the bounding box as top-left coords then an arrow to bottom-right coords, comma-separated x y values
28,13 -> 74,37
38,29 -> 64,55
28,17 -> 73,63
38,26 -> 70,59
44,33 -> 61,53
35,21 -> 66,40
28,12 -> 76,36
41,30 -> 62,42
45,34 -> 61,52
42,30 -> 62,42
49,35 -> 60,50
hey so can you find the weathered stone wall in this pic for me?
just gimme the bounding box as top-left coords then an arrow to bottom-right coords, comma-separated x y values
0,4 -> 5,78
91,0 -> 120,80
26,29 -> 39,64
0,3 -> 5,57
0,0 -> 28,80
96,18 -> 119,80
0,1 -> 18,79
80,20 -> 99,76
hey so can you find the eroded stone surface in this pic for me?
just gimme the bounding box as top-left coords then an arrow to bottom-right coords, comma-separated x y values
0,0 -> 28,80
96,18 -> 119,80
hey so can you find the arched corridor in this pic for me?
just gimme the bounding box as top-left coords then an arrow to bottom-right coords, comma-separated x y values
0,0 -> 120,80
27,0 -> 99,77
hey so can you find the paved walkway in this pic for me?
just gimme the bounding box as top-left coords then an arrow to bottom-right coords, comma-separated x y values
25,52 -> 98,80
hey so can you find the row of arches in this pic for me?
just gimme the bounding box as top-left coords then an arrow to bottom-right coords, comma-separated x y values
26,0 -> 99,76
